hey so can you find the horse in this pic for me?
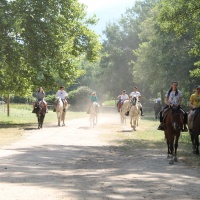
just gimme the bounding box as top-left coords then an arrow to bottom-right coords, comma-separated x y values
55,97 -> 67,126
188,108 -> 200,155
129,96 -> 140,131
35,101 -> 46,129
154,101 -> 162,120
89,102 -> 99,128
119,100 -> 130,124
164,105 -> 183,164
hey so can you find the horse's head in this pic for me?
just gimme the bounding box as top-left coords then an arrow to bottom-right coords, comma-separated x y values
169,105 -> 182,130
36,101 -> 46,116
131,96 -> 138,106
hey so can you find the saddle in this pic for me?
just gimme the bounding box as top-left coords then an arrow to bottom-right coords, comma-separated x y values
188,108 -> 200,130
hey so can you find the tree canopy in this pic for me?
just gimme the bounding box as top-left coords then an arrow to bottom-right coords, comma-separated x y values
0,0 -> 101,96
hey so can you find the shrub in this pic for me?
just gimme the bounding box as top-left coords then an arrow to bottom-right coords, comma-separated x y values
68,86 -> 93,111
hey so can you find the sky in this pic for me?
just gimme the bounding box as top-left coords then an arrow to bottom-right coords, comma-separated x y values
78,0 -> 138,38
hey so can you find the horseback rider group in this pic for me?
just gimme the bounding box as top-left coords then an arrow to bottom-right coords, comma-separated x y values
32,82 -> 199,133
117,86 -> 144,116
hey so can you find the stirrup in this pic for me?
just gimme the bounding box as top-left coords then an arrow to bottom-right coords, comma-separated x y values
157,124 -> 164,130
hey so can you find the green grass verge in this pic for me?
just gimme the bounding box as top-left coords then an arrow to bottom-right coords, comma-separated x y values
100,113 -> 200,167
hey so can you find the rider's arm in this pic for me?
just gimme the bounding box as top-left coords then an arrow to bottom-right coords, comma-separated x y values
164,97 -> 169,105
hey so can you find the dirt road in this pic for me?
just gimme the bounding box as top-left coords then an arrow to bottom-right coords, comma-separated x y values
0,113 -> 200,200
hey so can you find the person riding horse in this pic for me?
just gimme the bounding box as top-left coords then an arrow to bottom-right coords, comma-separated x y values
32,87 -> 48,113
125,86 -> 144,116
53,86 -> 68,112
157,81 -> 188,132
117,90 -> 129,112
188,85 -> 200,133
87,92 -> 99,114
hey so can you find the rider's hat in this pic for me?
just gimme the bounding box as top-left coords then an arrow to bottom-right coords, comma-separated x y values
122,90 -> 126,92
60,86 -> 64,89
195,85 -> 200,89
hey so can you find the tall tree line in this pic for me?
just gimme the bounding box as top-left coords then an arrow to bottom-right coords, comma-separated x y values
92,0 -> 200,104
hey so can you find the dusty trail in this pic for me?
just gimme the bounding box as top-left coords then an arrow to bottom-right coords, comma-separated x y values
0,113 -> 200,200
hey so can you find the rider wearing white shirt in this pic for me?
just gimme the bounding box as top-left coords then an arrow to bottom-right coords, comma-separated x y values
126,86 -> 144,116
117,90 -> 129,111
53,86 -> 68,112
157,81 -> 188,131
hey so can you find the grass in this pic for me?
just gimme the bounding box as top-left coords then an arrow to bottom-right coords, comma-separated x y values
100,113 -> 200,167
1,105 -> 200,167
0,103 -> 86,147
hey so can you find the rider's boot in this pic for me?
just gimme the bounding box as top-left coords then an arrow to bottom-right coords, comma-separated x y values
182,124 -> 188,132
157,123 -> 164,130
125,111 -> 129,116
140,107 -> 144,116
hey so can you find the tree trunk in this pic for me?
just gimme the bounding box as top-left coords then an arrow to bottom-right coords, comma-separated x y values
7,94 -> 10,117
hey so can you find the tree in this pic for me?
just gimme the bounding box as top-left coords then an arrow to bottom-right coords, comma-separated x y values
157,0 -> 200,79
0,0 -> 101,96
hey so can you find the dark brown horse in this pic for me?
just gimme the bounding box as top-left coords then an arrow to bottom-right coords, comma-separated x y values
35,101 -> 46,129
164,105 -> 183,164
189,108 -> 200,155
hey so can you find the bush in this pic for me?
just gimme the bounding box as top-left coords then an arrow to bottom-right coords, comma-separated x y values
68,86 -> 93,111
10,95 -> 35,104
45,94 -> 56,104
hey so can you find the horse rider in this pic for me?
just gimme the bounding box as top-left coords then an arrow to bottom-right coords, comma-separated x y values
125,86 -> 144,116
188,85 -> 200,133
117,90 -> 129,112
53,86 -> 68,112
155,97 -> 160,104
32,86 -> 48,113
157,81 -> 188,132
87,91 -> 99,114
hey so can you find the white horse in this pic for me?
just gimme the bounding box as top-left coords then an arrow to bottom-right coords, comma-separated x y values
90,102 -> 99,128
129,96 -> 140,131
55,97 -> 67,126
119,100 -> 130,124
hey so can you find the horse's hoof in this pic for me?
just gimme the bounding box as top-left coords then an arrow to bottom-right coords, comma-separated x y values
174,157 -> 178,162
169,159 -> 174,165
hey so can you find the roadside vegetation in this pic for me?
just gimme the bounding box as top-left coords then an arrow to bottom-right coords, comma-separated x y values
100,113 -> 200,168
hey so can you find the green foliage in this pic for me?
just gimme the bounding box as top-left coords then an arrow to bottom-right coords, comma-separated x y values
10,95 -> 35,104
67,86 -> 93,111
44,94 -> 56,104
0,0 -> 101,96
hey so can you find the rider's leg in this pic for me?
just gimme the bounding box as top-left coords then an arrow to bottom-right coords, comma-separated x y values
87,102 -> 92,114
32,102 -> 37,113
140,107 -> 144,116
182,111 -> 188,132
53,100 -> 56,112
157,111 -> 164,130
45,102 -> 48,113
63,100 -> 68,112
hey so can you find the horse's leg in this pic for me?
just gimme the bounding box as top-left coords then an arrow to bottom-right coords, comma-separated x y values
168,135 -> 175,164
190,132 -> 196,153
174,134 -> 180,162
62,112 -> 66,126
38,116 -> 41,129
57,112 -> 61,126
194,133 -> 199,155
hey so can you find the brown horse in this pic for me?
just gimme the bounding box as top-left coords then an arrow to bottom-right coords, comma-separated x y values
189,108 -> 200,155
164,105 -> 183,164
35,101 -> 46,129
